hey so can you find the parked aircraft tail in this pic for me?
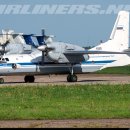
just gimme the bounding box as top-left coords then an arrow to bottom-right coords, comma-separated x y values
22,34 -> 37,47
35,36 -> 45,46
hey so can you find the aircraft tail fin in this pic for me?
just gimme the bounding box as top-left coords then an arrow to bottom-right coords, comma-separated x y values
91,11 -> 129,52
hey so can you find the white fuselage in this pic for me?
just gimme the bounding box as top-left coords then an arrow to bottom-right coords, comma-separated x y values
0,52 -> 129,76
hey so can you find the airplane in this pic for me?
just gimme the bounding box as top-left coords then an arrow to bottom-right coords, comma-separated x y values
0,10 -> 129,83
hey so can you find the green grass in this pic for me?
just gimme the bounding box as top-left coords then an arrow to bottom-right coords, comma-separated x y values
96,65 -> 130,75
0,84 -> 130,120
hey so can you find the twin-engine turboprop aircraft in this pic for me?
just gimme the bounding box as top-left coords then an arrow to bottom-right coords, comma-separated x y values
0,11 -> 129,83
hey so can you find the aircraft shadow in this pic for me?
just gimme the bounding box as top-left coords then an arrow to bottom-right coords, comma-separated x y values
0,79 -> 115,85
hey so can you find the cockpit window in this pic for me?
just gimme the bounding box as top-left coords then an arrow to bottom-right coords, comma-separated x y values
0,58 -> 9,62
5,58 -> 9,61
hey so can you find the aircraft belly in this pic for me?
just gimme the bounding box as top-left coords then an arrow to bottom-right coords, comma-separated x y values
38,65 -> 71,74
37,64 -> 103,74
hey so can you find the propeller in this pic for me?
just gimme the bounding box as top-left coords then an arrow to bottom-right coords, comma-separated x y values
37,40 -> 55,52
35,29 -> 56,63
35,29 -> 55,52
37,29 -> 55,50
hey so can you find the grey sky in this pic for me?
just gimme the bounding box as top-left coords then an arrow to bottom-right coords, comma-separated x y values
0,0 -> 130,47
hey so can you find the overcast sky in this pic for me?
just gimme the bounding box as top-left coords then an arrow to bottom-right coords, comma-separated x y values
0,0 -> 129,47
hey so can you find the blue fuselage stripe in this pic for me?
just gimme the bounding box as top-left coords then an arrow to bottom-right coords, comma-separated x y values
82,60 -> 115,64
0,60 -> 115,67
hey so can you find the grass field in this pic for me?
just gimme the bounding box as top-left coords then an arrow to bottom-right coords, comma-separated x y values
0,84 -> 130,120
96,65 -> 130,75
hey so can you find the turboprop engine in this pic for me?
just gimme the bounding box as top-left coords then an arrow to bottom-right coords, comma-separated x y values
38,40 -> 89,64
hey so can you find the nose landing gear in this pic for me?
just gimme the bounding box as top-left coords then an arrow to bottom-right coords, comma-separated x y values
0,78 -> 4,84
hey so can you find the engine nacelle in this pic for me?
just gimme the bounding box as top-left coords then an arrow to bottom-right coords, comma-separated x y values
47,51 -> 63,63
47,51 -> 89,63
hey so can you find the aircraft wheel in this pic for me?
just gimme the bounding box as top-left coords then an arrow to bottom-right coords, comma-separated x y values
24,76 -> 35,83
67,74 -> 78,82
0,78 -> 4,84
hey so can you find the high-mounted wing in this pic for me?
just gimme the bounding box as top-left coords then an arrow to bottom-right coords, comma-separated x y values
63,50 -> 130,64
64,50 -> 129,55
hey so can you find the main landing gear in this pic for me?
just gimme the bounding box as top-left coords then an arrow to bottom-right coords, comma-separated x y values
67,74 -> 78,82
24,75 -> 35,83
67,65 -> 78,82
